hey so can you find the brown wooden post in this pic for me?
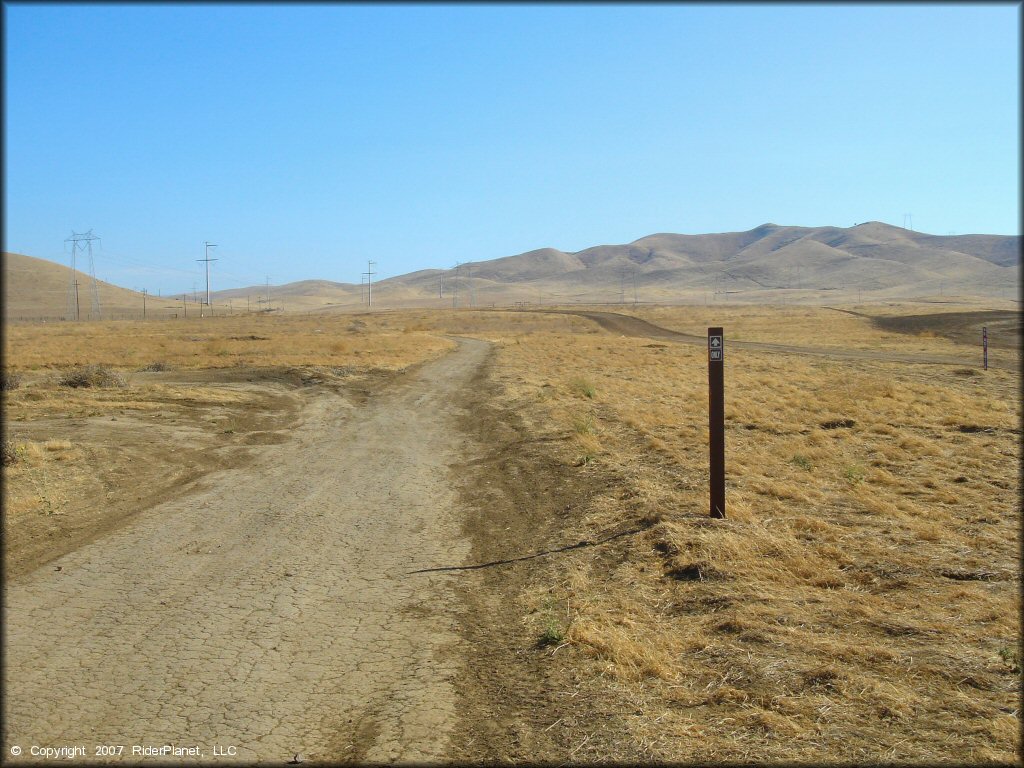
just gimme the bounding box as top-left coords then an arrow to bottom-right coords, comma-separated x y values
708,327 -> 725,518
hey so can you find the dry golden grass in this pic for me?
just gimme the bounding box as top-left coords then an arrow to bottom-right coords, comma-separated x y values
2,312 -> 455,373
475,308 -> 1020,763
2,439 -> 85,518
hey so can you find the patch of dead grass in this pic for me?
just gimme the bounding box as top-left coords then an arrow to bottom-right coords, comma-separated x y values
3,313 -> 456,373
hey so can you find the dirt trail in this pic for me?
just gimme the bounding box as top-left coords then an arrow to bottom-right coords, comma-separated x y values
538,309 -> 1020,370
4,338 -> 490,764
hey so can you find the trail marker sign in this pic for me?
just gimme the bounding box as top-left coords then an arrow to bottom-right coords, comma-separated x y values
708,328 -> 725,518
709,333 -> 723,361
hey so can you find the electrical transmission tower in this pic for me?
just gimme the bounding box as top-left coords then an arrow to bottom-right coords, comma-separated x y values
65,230 -> 102,320
362,260 -> 376,307
197,241 -> 217,317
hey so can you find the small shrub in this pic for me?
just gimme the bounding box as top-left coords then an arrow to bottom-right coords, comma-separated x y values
572,413 -> 595,435
2,439 -> 17,466
790,454 -> 813,471
1,370 -> 22,391
539,618 -> 565,647
139,361 -> 172,372
998,645 -> 1020,673
821,418 -> 856,430
570,378 -> 596,399
59,365 -> 127,389
844,465 -> 866,484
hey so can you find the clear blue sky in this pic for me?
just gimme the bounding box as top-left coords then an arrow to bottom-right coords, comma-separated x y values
4,2 -> 1020,294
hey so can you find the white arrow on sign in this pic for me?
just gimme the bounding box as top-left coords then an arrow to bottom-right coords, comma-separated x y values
710,337 -> 722,348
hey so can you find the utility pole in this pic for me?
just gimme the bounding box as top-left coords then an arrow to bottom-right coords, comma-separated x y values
142,288 -> 147,319
466,262 -> 475,307
182,295 -> 187,318
266,276 -> 271,312
74,280 -> 81,321
198,242 -> 218,315
362,260 -> 376,308
452,263 -> 460,309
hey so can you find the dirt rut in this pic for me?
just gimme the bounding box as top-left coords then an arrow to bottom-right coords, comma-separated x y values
4,338 -> 490,764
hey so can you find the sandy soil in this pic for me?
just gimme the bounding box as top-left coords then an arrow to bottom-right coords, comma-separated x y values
3,339 -> 489,763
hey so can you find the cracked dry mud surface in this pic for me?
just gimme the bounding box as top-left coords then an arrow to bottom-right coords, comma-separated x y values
4,338 -> 490,764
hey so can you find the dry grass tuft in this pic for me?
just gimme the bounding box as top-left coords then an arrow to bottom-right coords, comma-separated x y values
59,365 -> 127,388
2,369 -> 22,391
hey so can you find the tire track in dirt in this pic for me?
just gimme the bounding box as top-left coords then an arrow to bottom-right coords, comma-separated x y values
3,338 -> 490,764
536,309 -> 1019,370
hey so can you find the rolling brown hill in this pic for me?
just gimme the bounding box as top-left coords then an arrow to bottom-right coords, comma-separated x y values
358,221 -> 1020,308
5,222 -> 1019,318
3,252 -> 217,320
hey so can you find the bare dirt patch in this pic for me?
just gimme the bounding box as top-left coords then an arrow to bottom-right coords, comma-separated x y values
867,309 -> 1021,349
4,339 -> 490,762
3,369 -> 351,579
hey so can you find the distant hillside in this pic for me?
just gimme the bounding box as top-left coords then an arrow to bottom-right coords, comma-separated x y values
5,223 -> 1019,317
4,252 -> 215,320
361,222 -> 1019,307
